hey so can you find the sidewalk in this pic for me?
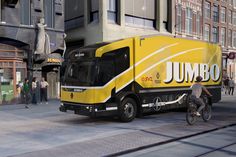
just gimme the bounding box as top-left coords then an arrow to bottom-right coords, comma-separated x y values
0,99 -> 60,111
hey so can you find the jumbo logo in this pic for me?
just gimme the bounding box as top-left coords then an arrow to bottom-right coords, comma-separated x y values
164,62 -> 220,83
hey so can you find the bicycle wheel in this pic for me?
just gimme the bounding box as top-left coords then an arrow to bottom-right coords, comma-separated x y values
202,105 -> 212,122
186,104 -> 197,125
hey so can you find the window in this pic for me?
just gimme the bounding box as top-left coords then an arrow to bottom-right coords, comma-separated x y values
196,12 -> 201,36
20,0 -> 31,25
233,12 -> 236,25
65,0 -> 84,30
212,27 -> 218,43
176,4 -> 182,32
205,2 -> 211,19
229,10 -> 232,24
102,47 -> 130,76
221,28 -> 226,47
213,5 -> 219,22
186,7 -> 193,35
233,31 -> 236,47
125,0 -> 156,29
107,0 -> 118,23
221,7 -> 226,23
229,30 -> 233,47
89,0 -> 99,23
44,0 -> 54,28
204,24 -> 210,41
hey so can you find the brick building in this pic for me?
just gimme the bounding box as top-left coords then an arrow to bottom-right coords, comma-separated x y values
174,0 -> 202,39
202,0 -> 236,79
174,0 -> 236,80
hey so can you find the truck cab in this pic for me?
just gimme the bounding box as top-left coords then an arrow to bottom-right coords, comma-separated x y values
60,38 -> 138,122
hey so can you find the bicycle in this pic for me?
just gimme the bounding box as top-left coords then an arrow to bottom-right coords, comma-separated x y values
186,95 -> 212,125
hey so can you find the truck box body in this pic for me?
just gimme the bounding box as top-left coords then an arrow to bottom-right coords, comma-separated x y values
60,35 -> 222,121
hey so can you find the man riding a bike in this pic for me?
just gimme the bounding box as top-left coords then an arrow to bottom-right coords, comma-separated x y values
190,76 -> 212,116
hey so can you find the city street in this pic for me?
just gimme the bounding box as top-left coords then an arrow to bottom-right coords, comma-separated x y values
0,93 -> 235,157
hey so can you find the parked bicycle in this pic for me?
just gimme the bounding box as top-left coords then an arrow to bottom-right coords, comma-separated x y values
186,95 -> 212,125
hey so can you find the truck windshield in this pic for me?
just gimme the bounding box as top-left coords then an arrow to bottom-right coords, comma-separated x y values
62,59 -> 114,87
64,60 -> 96,86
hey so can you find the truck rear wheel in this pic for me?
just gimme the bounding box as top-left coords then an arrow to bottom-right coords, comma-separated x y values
119,98 -> 137,122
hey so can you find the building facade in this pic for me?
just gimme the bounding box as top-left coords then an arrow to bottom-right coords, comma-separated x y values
202,0 -> 236,80
65,0 -> 173,51
174,0 -> 202,39
174,0 -> 236,80
0,0 -> 64,105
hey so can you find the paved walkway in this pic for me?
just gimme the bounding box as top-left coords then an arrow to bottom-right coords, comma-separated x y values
0,94 -> 235,157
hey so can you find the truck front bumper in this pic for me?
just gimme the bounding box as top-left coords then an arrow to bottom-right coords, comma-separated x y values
59,102 -> 118,117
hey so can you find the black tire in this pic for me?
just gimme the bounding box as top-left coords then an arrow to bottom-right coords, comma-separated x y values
202,105 -> 212,122
119,98 -> 137,122
186,104 -> 197,125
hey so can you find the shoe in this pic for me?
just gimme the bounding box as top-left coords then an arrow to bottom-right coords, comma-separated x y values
25,106 -> 29,109
196,112 -> 201,116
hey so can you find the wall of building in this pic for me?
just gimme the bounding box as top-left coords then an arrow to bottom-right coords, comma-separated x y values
201,0 -> 236,80
102,0 -> 170,42
0,0 -> 65,102
65,0 -> 172,46
174,0 -> 203,39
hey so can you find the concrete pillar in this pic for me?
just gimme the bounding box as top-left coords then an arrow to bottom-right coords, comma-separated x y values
101,0 -> 107,41
120,0 -> 125,27
84,0 -> 88,29
158,0 -> 168,32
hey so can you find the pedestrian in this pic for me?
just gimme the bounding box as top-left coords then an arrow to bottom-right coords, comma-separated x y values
228,78 -> 235,95
224,77 -> 229,94
22,78 -> 30,108
32,77 -> 37,104
40,77 -> 49,104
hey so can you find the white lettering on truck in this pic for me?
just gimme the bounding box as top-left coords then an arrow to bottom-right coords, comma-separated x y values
164,62 -> 220,83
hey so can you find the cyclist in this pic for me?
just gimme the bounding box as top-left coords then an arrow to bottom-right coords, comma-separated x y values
190,76 -> 212,116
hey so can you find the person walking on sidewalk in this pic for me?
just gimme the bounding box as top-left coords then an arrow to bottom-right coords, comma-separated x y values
23,78 -> 30,108
229,78 -> 235,95
224,77 -> 230,95
32,77 -> 38,104
40,77 -> 49,104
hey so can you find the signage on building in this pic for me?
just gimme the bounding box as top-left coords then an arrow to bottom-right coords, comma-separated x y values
228,52 -> 235,60
47,58 -> 61,63
42,53 -> 63,66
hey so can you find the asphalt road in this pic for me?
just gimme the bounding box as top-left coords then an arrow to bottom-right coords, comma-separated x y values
0,93 -> 235,157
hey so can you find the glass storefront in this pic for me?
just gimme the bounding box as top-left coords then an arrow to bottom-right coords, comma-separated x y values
0,61 -> 27,105
0,43 -> 27,105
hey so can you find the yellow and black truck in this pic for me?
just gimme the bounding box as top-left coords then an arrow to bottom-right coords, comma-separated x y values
60,35 -> 222,122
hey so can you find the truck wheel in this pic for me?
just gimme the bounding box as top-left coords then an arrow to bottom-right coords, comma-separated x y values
119,98 -> 137,122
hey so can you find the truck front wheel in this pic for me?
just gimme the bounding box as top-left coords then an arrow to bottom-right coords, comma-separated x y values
119,98 -> 137,122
